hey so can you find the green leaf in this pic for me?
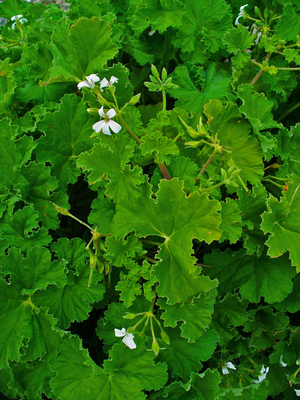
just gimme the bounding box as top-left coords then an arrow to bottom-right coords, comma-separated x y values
129,0 -> 186,34
275,3 -> 300,42
172,0 -> 232,63
261,175 -> 300,271
50,336 -> 168,400
33,261 -> 105,329
273,274 -> 300,313
223,25 -> 254,53
0,118 -> 36,192
237,183 -> 267,256
88,195 -> 116,235
0,58 -> 16,115
219,382 -> 269,400
20,161 -> 68,230
243,306 -> 289,350
140,131 -> 179,164
159,328 -> 219,380
51,237 -> 88,267
105,234 -> 145,267
6,361 -> 54,400
204,249 -> 295,303
0,246 -> 67,295
204,100 -> 264,185
157,288 -> 217,342
237,84 -> 278,133
0,205 -> 51,252
211,294 -> 249,346
0,277 -> 66,367
36,94 -> 96,190
276,124 -> 300,177
77,135 -> 145,202
220,199 -> 242,244
169,65 -> 232,114
112,179 -> 221,303
50,17 -> 118,80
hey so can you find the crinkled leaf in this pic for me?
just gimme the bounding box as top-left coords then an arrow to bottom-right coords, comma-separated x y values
169,65 -> 232,114
33,261 -> 105,329
50,336 -> 167,400
275,3 -> 300,42
220,198 -> 242,244
0,205 -> 51,252
77,135 -> 146,202
204,249 -> 295,303
261,175 -> 300,271
51,237 -> 88,267
105,234 -> 145,267
20,161 -> 68,230
130,0 -> 186,34
211,294 -> 249,346
276,124 -> 300,176
0,246 -> 67,295
140,131 -> 179,165
157,288 -> 217,342
113,179 -> 221,303
238,84 -> 278,133
273,274 -> 300,313
88,195 -> 116,235
223,25 -> 254,53
159,328 -> 218,380
50,17 -> 118,80
237,183 -> 267,256
0,59 -> 16,114
36,94 -> 96,190
172,0 -> 232,63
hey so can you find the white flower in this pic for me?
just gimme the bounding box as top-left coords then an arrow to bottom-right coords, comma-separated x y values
253,365 -> 269,383
235,4 -> 248,25
295,389 -> 300,396
77,74 -> 100,90
222,361 -> 237,375
92,107 -> 122,135
280,354 -> 287,367
114,328 -> 136,349
100,76 -> 119,91
11,14 -> 28,29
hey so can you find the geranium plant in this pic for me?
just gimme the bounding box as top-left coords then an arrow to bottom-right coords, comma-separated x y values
0,0 -> 300,399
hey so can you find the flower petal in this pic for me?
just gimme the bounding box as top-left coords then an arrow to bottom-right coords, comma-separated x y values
122,333 -> 137,349
102,122 -> 112,135
87,74 -> 100,83
100,77 -> 109,89
295,389 -> 300,396
114,328 -> 126,337
92,120 -> 105,133
98,106 -> 106,118
226,362 -> 236,370
110,76 -> 119,85
106,108 -> 116,119
108,120 -> 121,134
222,367 -> 229,375
77,81 -> 90,89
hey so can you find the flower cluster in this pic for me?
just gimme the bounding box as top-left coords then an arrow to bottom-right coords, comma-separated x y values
77,74 -> 121,136
11,14 -> 28,30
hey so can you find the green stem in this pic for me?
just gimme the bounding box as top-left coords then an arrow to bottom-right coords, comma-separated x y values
278,101 -> 300,122
162,88 -> 167,111
195,150 -> 217,183
250,53 -> 271,86
118,114 -> 142,144
158,162 -> 171,180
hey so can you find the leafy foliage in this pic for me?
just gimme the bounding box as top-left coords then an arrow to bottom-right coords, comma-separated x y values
0,0 -> 300,399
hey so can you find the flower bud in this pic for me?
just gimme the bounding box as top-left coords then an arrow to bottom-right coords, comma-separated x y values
151,64 -> 160,79
161,330 -> 170,345
152,339 -> 160,356
129,93 -> 141,105
123,313 -> 137,319
54,205 -> 70,216
87,108 -> 99,115
161,67 -> 168,81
